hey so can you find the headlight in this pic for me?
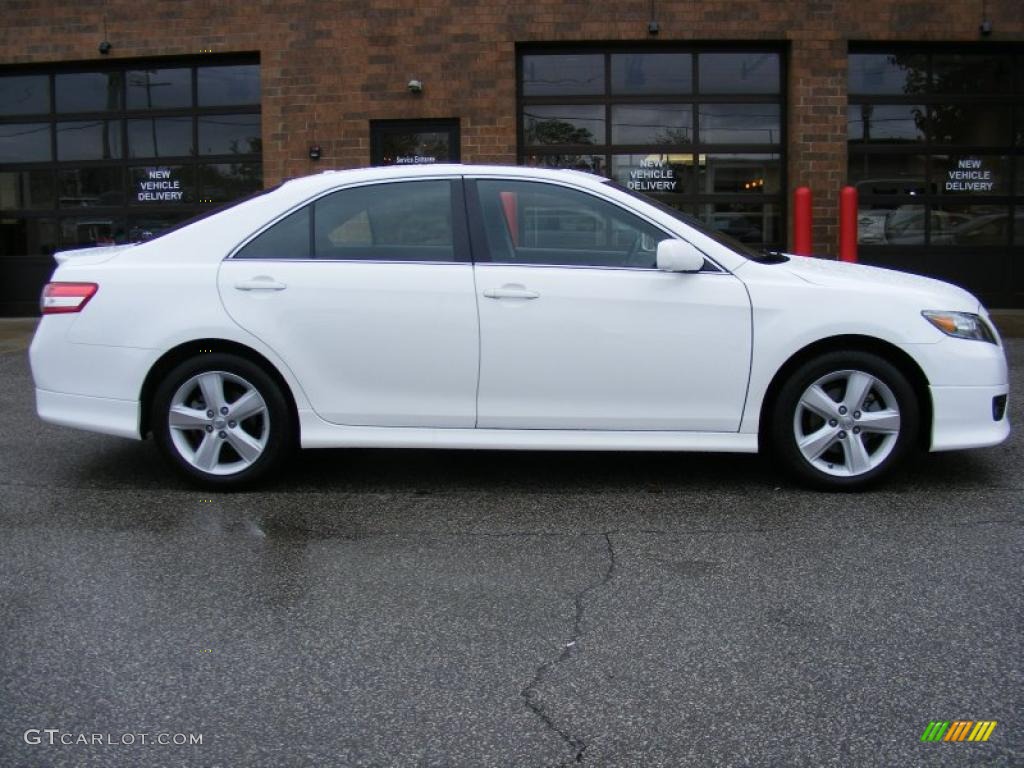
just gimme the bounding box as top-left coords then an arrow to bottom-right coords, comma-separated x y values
922,310 -> 997,343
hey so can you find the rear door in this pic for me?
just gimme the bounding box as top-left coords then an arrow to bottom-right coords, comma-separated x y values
218,178 -> 480,427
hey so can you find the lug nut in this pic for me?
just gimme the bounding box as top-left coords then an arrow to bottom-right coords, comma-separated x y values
838,430 -> 847,439
829,419 -> 838,427
220,406 -> 229,415
228,421 -> 236,428
205,425 -> 213,433
218,430 -> 227,439
853,410 -> 861,419
206,410 -> 214,418
853,426 -> 861,434
838,406 -> 848,415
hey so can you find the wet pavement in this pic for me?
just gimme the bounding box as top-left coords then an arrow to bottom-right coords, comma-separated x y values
0,341 -> 1021,767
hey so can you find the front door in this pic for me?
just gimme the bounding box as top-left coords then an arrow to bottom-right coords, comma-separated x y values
469,178 -> 752,431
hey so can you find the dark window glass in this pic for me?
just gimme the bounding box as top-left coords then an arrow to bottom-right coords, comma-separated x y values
129,166 -> 194,205
930,104 -> 1011,146
315,181 -> 453,261
197,65 -> 260,106
236,206 -> 311,259
125,68 -> 192,110
932,54 -> 1013,94
378,131 -> 451,165
698,104 -> 781,144
699,203 -> 780,245
611,104 -> 691,145
698,53 -> 779,94
611,154 -> 691,194
128,212 -> 195,242
698,154 -> 781,194
198,162 -> 262,203
847,154 -> 930,193
60,216 -> 127,247
523,154 -> 607,175
127,117 -> 193,158
56,120 -> 123,161
1017,158 -> 1024,194
59,167 -> 124,207
611,53 -> 692,94
848,54 -> 928,96
198,114 -> 261,155
55,72 -> 123,113
0,123 -> 51,162
521,54 -> 604,96
879,204 -> 981,246
475,179 -> 669,268
1017,107 -> 1024,144
0,217 -> 58,256
0,170 -> 54,209
932,155 -> 1008,196
523,105 -> 604,146
932,204 -> 1011,246
847,104 -> 926,143
0,75 -> 50,116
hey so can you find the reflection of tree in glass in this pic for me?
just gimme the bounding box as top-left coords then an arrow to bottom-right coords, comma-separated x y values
228,136 -> 263,155
527,119 -> 595,145
655,126 -> 691,146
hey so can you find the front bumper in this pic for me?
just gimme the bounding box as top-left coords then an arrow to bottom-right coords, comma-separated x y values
929,384 -> 1009,452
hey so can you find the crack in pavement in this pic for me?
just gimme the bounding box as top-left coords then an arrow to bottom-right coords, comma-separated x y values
521,531 -> 617,764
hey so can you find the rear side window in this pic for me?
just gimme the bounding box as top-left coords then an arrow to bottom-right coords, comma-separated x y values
473,179 -> 669,268
315,180 -> 454,261
235,179 -> 457,261
235,205 -> 311,259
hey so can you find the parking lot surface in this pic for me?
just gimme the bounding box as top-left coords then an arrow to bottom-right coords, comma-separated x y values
1,338 -> 1021,767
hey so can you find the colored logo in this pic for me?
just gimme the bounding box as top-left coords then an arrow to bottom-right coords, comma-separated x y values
921,721 -> 997,742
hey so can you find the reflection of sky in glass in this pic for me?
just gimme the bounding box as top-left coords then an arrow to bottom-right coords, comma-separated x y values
56,121 -> 123,161
56,72 -> 123,112
848,54 -> 927,95
847,105 -> 925,142
126,69 -> 193,109
197,65 -> 261,106
198,115 -> 261,155
699,53 -> 780,94
0,75 -> 49,115
612,105 -> 692,145
699,105 -> 781,144
611,54 -> 692,94
0,123 -> 51,162
127,118 -> 193,158
521,55 -> 604,96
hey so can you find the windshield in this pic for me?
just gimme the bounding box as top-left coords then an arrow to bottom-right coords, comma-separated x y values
602,179 -> 775,262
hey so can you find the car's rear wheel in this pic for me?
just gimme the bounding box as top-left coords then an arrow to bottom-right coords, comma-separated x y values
152,354 -> 292,489
771,351 -> 920,490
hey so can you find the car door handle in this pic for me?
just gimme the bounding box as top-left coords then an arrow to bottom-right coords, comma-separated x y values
482,287 -> 540,300
235,277 -> 287,292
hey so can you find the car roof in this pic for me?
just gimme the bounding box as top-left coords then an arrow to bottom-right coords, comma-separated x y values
277,163 -> 610,195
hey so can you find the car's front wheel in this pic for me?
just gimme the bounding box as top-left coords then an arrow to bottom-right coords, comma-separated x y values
151,354 -> 293,489
771,351 -> 920,490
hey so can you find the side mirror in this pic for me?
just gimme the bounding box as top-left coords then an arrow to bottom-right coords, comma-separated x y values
656,239 -> 705,273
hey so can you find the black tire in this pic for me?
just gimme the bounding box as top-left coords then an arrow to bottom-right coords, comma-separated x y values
769,350 -> 920,490
151,353 -> 293,489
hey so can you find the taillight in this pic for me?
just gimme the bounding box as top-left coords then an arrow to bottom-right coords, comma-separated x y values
40,282 -> 98,314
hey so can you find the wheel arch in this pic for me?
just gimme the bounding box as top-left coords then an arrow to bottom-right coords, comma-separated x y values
758,334 -> 933,451
139,338 -> 300,440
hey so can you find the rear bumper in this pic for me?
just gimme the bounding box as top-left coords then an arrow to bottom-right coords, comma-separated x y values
35,388 -> 141,440
930,384 -> 1009,452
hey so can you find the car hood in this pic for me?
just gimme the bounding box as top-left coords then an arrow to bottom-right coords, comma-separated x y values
775,254 -> 981,312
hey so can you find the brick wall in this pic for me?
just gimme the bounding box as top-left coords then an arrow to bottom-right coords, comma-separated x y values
1,0 -> 1022,254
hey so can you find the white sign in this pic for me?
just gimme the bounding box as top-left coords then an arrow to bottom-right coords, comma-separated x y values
945,158 -> 993,193
136,167 -> 183,202
395,155 -> 437,165
627,159 -> 678,192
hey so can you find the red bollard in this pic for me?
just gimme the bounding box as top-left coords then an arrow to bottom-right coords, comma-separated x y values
839,186 -> 858,263
792,186 -> 812,256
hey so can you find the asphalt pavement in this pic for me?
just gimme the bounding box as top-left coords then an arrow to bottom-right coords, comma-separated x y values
0,336 -> 1020,767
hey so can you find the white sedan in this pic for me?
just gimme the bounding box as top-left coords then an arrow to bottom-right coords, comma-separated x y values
29,164 -> 1009,489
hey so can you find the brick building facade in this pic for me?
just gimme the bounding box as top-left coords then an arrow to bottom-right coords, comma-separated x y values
1,1 -> 1023,313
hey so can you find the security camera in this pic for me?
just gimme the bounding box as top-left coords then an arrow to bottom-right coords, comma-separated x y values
98,41 -> 112,54
407,79 -> 423,94
979,19 -> 993,36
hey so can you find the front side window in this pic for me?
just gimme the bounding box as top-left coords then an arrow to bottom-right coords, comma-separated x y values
236,180 -> 457,262
474,180 -> 668,268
